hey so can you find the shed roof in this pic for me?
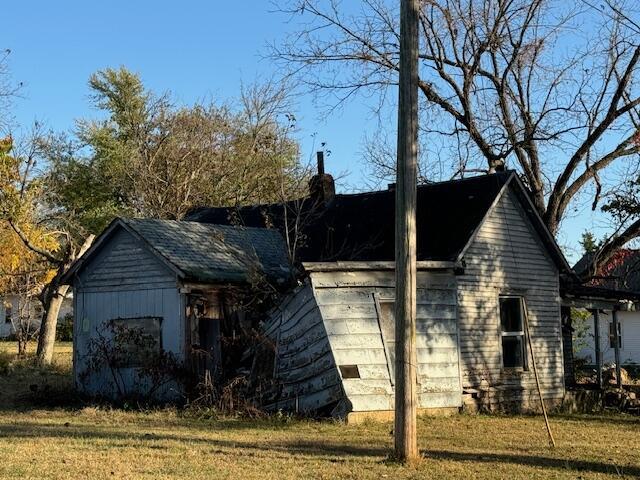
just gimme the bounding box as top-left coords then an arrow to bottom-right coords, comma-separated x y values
64,218 -> 292,285
187,171 -> 570,272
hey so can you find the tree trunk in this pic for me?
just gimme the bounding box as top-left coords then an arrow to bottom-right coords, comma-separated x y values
36,234 -> 95,366
36,282 -> 69,366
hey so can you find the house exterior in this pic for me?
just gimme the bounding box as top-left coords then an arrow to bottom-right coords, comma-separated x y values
0,294 -> 72,339
571,250 -> 640,366
62,218 -> 291,400
190,170 -> 573,416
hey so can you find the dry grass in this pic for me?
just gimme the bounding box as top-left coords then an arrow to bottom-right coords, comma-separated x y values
0,341 -> 638,479
0,341 -> 73,409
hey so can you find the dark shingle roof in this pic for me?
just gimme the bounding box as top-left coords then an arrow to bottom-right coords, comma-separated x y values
121,219 -> 291,284
188,172 -> 513,262
63,218 -> 292,286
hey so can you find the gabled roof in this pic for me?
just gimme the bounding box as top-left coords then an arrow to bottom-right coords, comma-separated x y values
63,218 -> 292,285
574,249 -> 640,292
187,171 -> 571,272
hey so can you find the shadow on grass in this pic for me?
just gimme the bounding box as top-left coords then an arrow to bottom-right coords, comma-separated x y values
422,449 -> 638,477
551,413 -> 640,427
0,421 -> 638,477
0,422 -> 385,459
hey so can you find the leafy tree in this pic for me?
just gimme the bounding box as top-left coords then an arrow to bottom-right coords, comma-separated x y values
0,134 -> 94,364
580,232 -> 600,255
45,67 -> 306,231
0,211 -> 56,355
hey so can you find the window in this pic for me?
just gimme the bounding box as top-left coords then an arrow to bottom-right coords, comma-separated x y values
4,303 -> 12,324
609,321 -> 622,349
499,296 -> 527,369
110,317 -> 162,367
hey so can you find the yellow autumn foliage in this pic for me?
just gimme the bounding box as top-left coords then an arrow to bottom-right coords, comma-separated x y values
0,137 -> 59,296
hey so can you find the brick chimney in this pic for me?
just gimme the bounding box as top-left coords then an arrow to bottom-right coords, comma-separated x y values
309,151 -> 335,205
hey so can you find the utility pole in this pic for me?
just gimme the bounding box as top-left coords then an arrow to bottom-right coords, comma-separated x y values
394,0 -> 420,463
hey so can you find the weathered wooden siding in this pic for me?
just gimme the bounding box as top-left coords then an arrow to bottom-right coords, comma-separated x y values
311,270 -> 461,412
73,229 -> 183,398
262,282 -> 343,413
457,188 -> 564,410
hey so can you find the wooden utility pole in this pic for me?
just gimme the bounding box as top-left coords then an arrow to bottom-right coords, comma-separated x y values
394,0 -> 420,462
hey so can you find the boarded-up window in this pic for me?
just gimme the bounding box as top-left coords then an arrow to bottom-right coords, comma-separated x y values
499,297 -> 527,369
376,299 -> 396,384
110,317 -> 162,367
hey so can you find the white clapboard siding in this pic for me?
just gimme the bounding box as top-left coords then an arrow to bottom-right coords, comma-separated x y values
312,271 -> 462,412
457,188 -> 564,407
575,310 -> 640,365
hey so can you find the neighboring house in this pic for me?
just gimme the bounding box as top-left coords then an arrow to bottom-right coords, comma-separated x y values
65,168 -> 580,417
571,250 -> 640,366
0,294 -> 72,339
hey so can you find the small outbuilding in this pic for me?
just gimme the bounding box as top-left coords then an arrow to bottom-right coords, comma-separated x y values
63,218 -> 291,399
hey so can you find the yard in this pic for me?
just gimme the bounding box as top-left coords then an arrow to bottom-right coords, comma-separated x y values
0,341 -> 639,480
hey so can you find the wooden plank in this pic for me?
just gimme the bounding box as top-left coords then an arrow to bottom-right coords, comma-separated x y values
418,391 -> 461,408
310,270 -> 456,289
303,261 -> 456,271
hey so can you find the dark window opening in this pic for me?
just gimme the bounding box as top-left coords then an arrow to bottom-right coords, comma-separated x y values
339,365 -> 361,379
499,296 -> 527,369
4,304 -> 12,324
609,321 -> 622,349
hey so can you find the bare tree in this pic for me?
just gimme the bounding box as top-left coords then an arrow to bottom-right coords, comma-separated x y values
272,0 -> 640,275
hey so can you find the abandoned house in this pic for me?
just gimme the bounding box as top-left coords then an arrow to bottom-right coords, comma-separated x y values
188,169 -> 574,417
65,166 -> 584,418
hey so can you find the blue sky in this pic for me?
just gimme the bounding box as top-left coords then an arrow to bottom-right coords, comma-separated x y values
3,1 -> 376,186
2,0 -> 605,262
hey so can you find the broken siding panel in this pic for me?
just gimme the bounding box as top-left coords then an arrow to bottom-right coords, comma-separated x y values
312,270 -> 462,412
263,282 -> 343,413
458,188 -> 564,406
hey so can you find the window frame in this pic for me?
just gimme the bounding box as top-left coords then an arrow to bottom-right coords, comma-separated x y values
609,320 -> 622,350
109,316 -> 163,368
498,295 -> 528,371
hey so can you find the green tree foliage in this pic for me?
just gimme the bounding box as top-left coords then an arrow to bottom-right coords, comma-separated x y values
580,232 -> 600,254
44,67 -> 306,234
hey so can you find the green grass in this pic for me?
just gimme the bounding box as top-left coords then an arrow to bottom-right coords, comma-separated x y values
0,341 -> 638,479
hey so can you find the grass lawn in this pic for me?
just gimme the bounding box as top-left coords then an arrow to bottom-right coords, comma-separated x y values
0,341 -> 639,480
